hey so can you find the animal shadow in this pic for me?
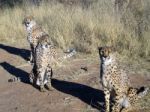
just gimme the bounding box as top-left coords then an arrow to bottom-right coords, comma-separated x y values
52,79 -> 105,111
0,44 -> 30,61
0,62 -> 30,84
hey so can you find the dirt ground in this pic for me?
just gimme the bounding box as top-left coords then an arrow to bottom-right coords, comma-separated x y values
0,43 -> 150,112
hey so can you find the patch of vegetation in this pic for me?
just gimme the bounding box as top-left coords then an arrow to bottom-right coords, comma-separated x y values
0,0 -> 149,59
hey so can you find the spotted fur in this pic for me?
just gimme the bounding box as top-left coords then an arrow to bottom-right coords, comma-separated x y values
29,34 -> 54,92
23,16 -> 76,92
30,36 -> 76,92
98,46 -> 149,112
120,87 -> 149,112
23,16 -> 51,63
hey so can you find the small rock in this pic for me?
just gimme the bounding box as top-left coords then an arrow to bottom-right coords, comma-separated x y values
8,77 -> 21,82
81,66 -> 88,72
14,107 -> 18,110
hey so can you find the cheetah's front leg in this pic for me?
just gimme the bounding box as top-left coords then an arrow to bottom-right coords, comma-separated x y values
45,64 -> 53,91
29,44 -> 35,64
104,88 -> 110,112
37,68 -> 46,92
112,93 -> 122,112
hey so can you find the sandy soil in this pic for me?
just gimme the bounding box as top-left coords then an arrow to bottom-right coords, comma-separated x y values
0,43 -> 149,112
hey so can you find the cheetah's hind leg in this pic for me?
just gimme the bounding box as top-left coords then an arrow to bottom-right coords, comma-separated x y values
120,108 -> 130,112
28,45 -> 35,64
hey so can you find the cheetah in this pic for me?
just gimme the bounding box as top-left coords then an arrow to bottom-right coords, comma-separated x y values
29,34 -> 76,92
22,16 -> 49,63
98,46 -> 149,112
120,86 -> 149,112
29,34 -> 54,92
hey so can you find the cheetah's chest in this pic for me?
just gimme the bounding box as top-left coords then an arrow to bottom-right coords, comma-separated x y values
36,45 -> 54,65
101,65 -> 114,89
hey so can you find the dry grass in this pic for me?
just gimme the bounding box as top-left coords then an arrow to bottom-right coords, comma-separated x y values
0,1 -> 149,111
0,0 -> 149,59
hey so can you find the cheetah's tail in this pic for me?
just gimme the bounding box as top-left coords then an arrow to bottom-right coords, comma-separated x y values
137,86 -> 149,98
58,48 -> 76,61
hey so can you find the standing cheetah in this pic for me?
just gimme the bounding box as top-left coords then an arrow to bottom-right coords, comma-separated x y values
22,16 -> 50,63
98,46 -> 149,112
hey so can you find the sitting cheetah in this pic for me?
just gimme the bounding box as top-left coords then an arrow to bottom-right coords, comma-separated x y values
23,16 -> 76,92
22,16 -> 50,63
29,34 -> 54,92
98,46 -> 149,112
29,34 -> 76,92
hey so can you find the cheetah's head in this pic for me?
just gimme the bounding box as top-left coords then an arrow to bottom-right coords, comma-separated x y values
22,16 -> 36,28
98,46 -> 114,61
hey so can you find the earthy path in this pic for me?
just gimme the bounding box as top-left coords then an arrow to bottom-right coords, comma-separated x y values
0,43 -> 149,112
